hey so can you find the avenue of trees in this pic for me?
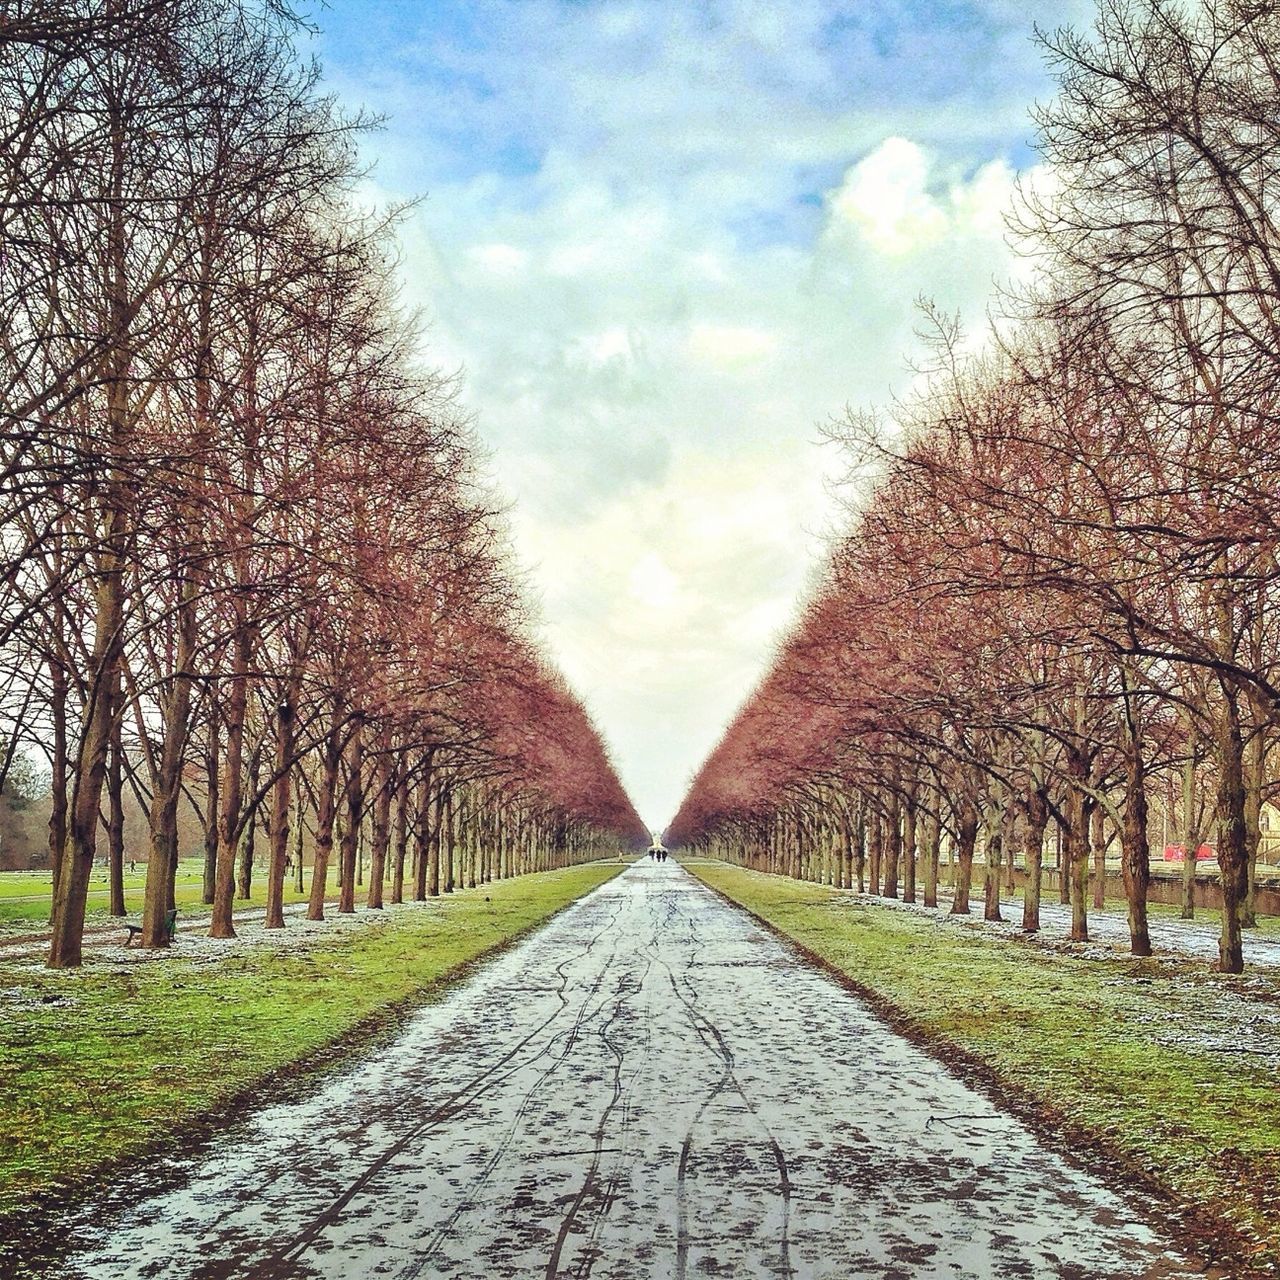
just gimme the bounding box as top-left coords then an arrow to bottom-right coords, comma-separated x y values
0,0 -> 645,968
668,0 -> 1280,975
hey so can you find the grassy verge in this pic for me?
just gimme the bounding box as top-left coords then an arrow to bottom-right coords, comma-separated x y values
0,862 -> 622,1220
687,860 -> 1280,1276
0,860 -> 313,929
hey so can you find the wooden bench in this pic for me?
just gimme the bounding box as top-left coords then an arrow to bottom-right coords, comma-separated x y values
123,908 -> 177,946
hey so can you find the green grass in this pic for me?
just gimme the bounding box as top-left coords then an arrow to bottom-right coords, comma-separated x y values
0,859 -> 313,928
688,860 -> 1280,1272
0,862 -> 623,1216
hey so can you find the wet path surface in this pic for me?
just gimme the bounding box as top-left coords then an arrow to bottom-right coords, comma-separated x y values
43,862 -> 1197,1279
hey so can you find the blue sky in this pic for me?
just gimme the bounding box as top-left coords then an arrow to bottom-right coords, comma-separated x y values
313,1 -> 1054,176
307,0 -> 1092,828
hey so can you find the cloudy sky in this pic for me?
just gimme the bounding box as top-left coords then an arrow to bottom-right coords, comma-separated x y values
313,0 -> 1092,831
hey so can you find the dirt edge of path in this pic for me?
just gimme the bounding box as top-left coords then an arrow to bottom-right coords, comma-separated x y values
690,869 -> 1262,1280
0,882 -> 610,1278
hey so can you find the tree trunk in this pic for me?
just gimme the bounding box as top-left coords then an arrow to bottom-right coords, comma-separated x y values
902,792 -> 917,903
142,572 -> 199,945
868,810 -> 882,895
339,720 -> 363,914
210,621 -> 251,940
950,801 -> 977,916
464,794 -> 477,889
391,773 -> 409,905
882,790 -> 901,899
306,730 -> 341,921
264,686 -> 296,929
413,775 -> 432,901
293,781 -> 306,894
923,809 -> 940,908
853,805 -> 866,892
428,787 -> 442,897
106,710 -> 126,917
1179,751 -> 1198,919
1242,729 -> 1265,928
1021,790 -> 1048,933
48,509 -> 126,968
367,728 -> 393,909
1004,805 -> 1017,895
202,718 -> 219,905
47,658 -> 68,926
1091,803 -> 1107,911
1065,789 -> 1092,943
982,808 -> 1003,922
1216,688 -> 1248,974
1057,821 -> 1069,905
1120,735 -> 1153,957
236,746 -> 261,900
443,791 -> 455,893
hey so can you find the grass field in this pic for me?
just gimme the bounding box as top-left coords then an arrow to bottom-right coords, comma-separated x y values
0,862 -> 623,1221
688,860 -> 1280,1275
0,859 -> 313,929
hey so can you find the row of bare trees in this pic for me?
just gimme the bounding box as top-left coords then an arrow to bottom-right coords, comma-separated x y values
667,0 -> 1280,974
0,0 -> 645,968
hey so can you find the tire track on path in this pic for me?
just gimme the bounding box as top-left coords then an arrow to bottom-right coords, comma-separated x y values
404,934 -> 625,1274
660,879 -> 795,1280
248,893 -> 626,1277
545,952 -> 655,1280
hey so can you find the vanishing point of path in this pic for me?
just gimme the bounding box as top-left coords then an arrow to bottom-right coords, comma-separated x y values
40,862 -> 1196,1280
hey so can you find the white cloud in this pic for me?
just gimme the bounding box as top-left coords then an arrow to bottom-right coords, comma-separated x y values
827,137 -> 949,255
506,440 -> 829,822
468,242 -> 529,275
627,553 -> 680,614
687,324 -> 778,370
953,158 -> 1020,237
579,326 -> 634,367
824,138 -> 1020,257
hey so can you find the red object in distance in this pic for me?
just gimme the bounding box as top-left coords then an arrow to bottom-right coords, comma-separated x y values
1162,843 -> 1216,862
